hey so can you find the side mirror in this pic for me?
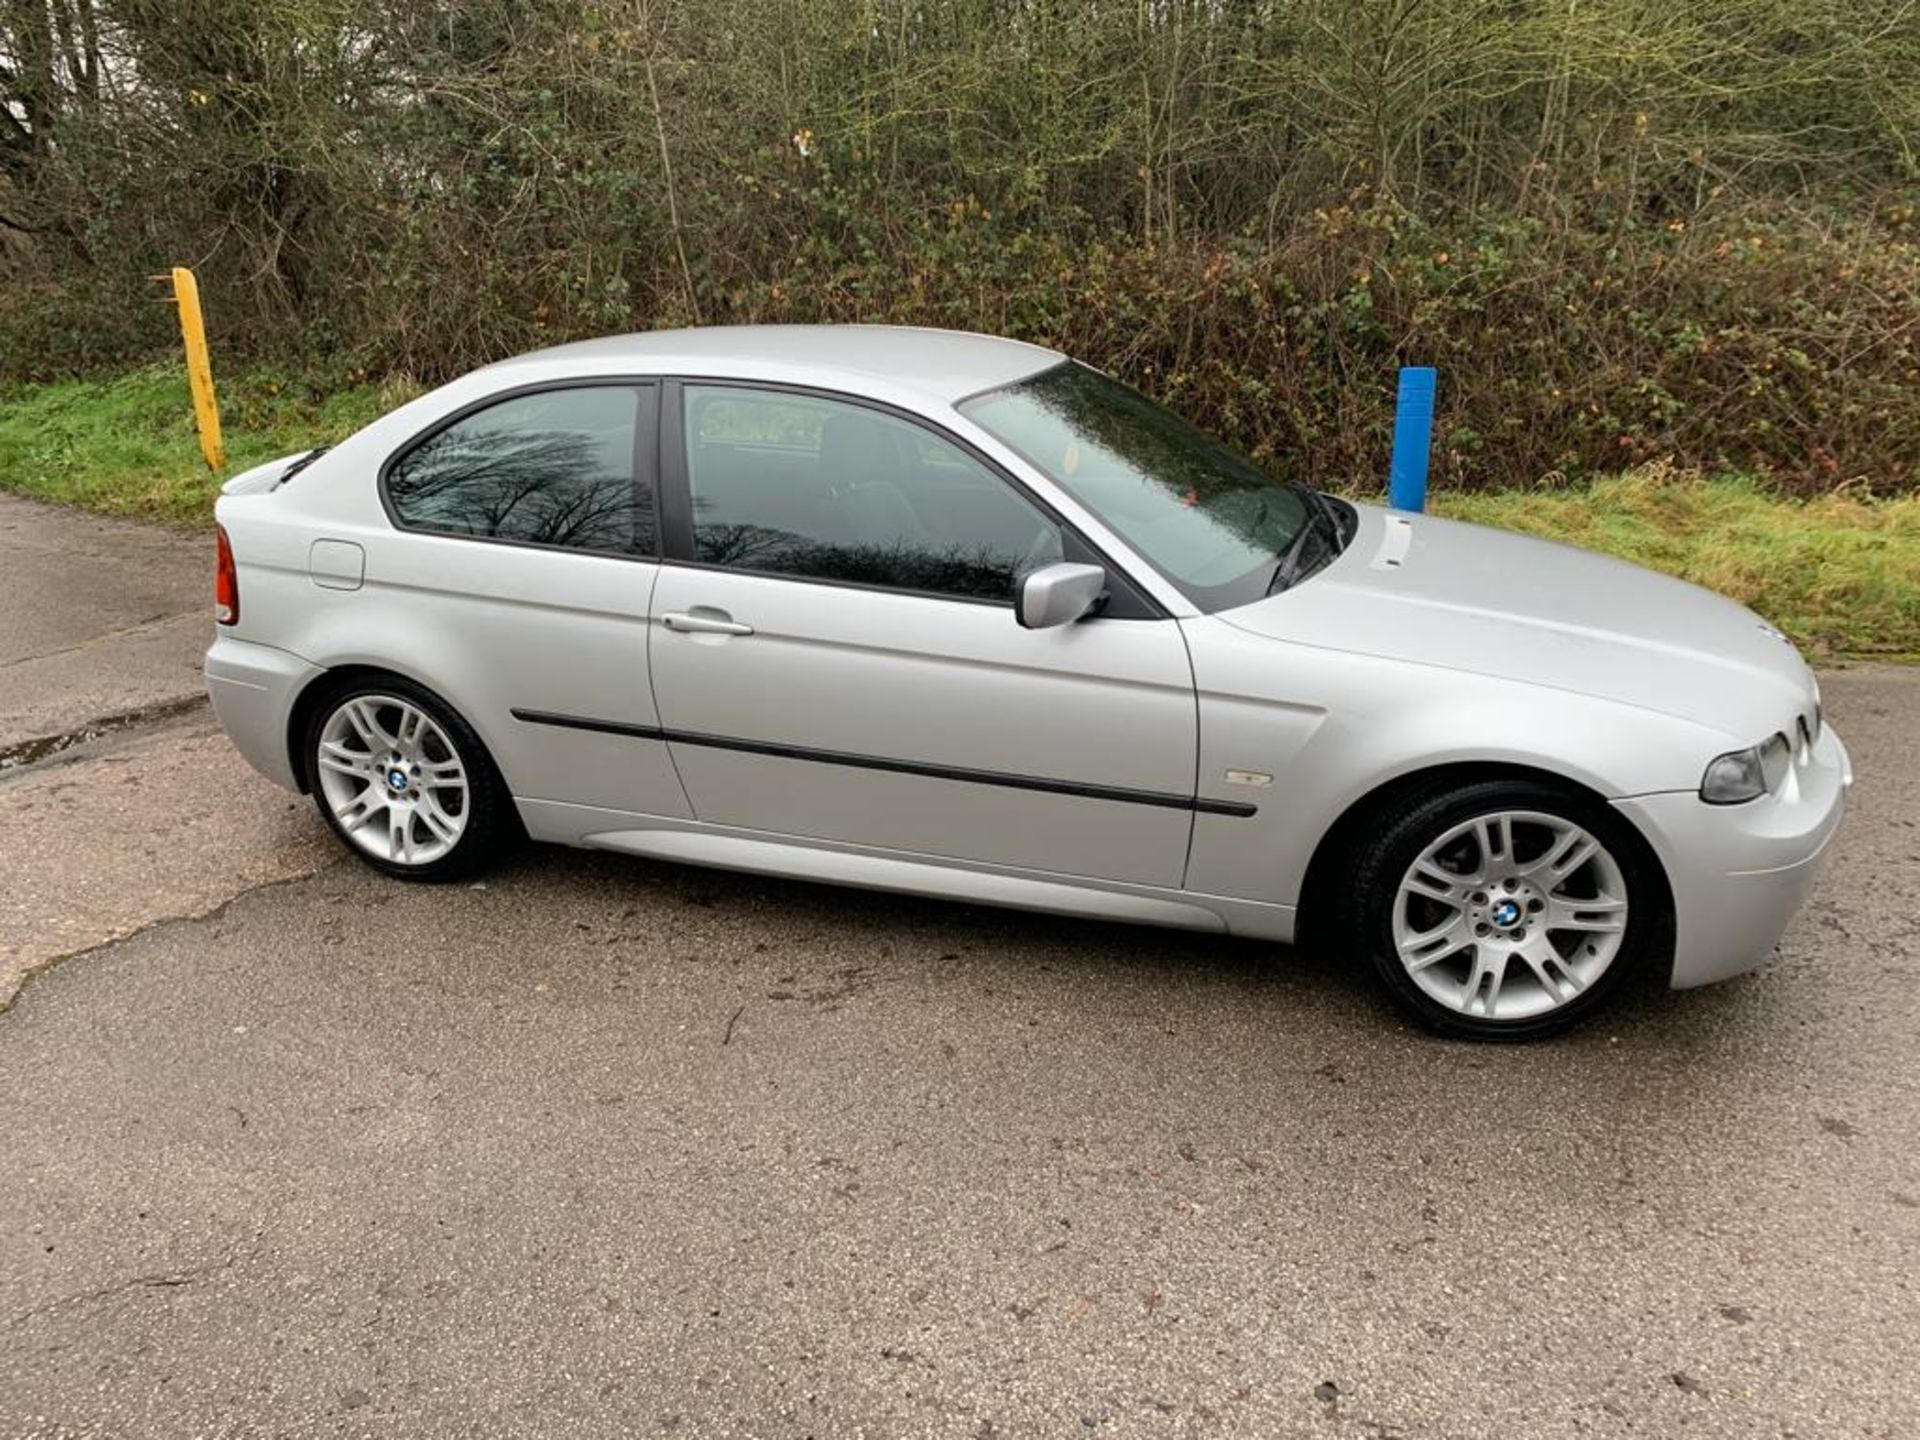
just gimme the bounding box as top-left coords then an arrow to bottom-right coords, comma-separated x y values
1017,562 -> 1107,630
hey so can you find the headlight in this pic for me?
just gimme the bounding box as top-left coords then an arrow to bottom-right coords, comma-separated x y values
1701,733 -> 1792,805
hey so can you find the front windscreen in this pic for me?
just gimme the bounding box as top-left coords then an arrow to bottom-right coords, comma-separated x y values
960,363 -> 1340,611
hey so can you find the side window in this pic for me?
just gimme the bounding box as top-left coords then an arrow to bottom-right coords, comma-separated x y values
682,385 -> 1064,601
386,386 -> 653,556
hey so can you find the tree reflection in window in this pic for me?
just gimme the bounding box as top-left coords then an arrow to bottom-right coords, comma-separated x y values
387,388 -> 650,556
683,385 -> 1062,602
961,363 -> 1321,609
694,523 -> 1043,599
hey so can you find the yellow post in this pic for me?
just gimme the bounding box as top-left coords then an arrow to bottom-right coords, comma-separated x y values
168,266 -> 225,471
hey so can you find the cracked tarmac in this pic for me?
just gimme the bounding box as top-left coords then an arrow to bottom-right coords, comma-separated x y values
0,494 -> 334,1005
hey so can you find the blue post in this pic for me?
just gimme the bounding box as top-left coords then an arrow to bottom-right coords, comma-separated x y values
1388,366 -> 1436,513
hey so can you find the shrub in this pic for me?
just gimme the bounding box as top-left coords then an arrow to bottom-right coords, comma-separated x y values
3,0 -> 1916,492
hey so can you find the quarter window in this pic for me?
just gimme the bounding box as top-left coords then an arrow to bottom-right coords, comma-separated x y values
387,386 -> 653,556
682,385 -> 1063,601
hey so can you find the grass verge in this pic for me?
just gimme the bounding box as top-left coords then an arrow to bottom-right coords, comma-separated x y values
0,364 -> 411,525
1430,465 -> 1919,660
1,366 -> 1914,658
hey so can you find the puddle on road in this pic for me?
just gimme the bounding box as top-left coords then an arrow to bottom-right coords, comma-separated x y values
0,695 -> 207,775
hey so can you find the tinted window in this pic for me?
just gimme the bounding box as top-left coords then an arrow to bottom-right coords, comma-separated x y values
683,386 -> 1062,601
387,386 -> 652,555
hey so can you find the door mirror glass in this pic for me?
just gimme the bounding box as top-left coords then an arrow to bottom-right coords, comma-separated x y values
1017,562 -> 1106,629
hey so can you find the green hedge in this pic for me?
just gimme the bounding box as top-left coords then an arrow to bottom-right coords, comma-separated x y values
3,1 -> 1915,494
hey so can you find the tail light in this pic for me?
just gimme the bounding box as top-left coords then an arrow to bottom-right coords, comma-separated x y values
214,523 -> 239,625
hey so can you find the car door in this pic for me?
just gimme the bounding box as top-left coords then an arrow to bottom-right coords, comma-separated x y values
373,381 -> 689,821
646,381 -> 1201,889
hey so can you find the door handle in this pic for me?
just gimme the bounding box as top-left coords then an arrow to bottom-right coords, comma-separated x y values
662,610 -> 754,637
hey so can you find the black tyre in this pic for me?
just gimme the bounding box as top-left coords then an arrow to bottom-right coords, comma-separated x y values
1339,778 -> 1668,1040
300,674 -> 515,882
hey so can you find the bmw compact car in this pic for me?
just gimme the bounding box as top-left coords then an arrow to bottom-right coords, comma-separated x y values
206,326 -> 1850,1038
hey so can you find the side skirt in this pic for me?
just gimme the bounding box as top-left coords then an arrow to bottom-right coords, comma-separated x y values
514,798 -> 1296,942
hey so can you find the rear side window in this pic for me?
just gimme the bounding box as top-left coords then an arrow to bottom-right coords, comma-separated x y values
386,386 -> 653,556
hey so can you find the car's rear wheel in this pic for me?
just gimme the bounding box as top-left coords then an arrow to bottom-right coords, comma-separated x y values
303,676 -> 512,881
1341,778 -> 1664,1040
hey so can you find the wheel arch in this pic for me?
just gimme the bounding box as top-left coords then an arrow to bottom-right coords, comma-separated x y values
1293,760 -> 1674,954
285,662 -> 495,796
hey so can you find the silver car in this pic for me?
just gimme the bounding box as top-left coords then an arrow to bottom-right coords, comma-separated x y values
206,326 -> 1850,1038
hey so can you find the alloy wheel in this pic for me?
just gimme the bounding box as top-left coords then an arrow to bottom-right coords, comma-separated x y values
1390,809 -> 1630,1022
314,694 -> 469,866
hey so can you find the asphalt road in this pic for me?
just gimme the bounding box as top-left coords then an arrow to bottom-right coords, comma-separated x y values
0,495 -> 333,1002
0,494 -> 210,751
1,494 -> 1916,1438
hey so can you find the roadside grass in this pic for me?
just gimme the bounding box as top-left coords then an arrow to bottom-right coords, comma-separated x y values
0,364 -> 411,526
1,365 -> 1913,658
1429,465 -> 1920,660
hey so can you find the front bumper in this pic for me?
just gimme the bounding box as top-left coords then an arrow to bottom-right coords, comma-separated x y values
205,636 -> 322,793
1614,725 -> 1852,988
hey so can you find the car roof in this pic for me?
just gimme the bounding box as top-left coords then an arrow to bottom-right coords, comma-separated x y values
484,325 -> 1064,405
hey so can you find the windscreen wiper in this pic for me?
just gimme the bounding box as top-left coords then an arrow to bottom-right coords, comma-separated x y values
1265,515 -> 1324,595
1265,489 -> 1344,594
275,445 -> 331,487
1302,485 -> 1351,545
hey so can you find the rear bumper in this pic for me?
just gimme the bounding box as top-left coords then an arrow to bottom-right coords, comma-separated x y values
205,636 -> 321,792
1614,726 -> 1851,989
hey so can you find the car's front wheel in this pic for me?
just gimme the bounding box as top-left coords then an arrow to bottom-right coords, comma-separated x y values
302,676 -> 512,881
1342,778 -> 1665,1040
